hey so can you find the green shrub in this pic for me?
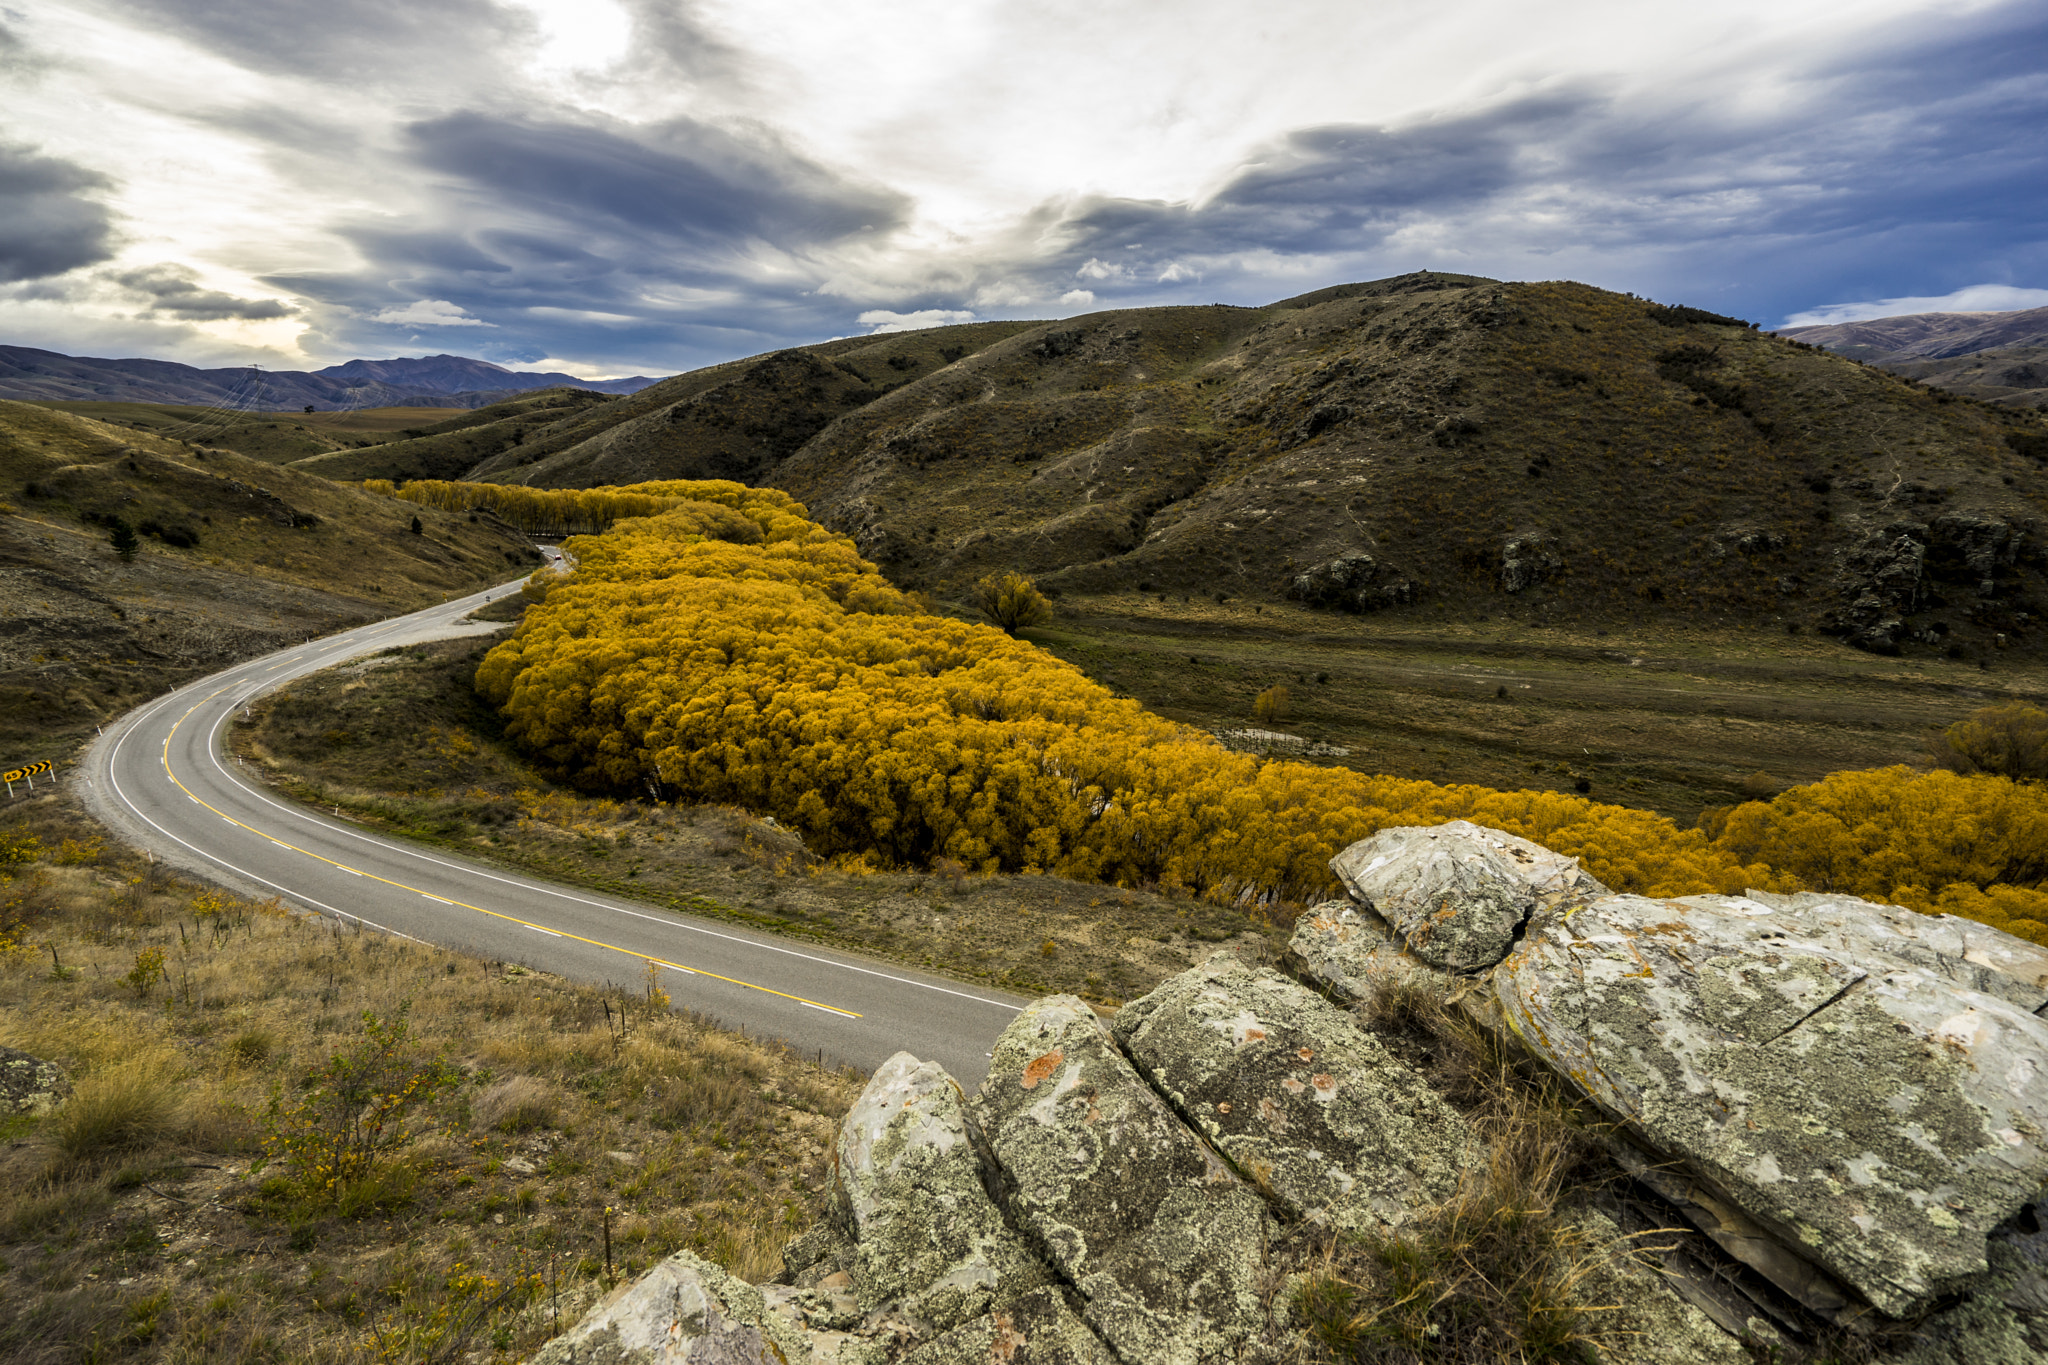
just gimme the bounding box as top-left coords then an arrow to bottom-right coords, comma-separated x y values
257,1001 -> 459,1207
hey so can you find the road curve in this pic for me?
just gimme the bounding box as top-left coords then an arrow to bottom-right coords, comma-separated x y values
82,578 -> 1027,1084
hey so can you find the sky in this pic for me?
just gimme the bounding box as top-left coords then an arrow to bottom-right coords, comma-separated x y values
1,0 -> 2044,378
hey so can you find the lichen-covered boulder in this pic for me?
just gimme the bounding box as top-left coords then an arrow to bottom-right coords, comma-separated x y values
0,1046 -> 69,1116
900,1287 -> 1119,1365
972,996 -> 1272,1365
1737,889 -> 2048,1011
1112,957 -> 1477,1231
1329,821 -> 1607,973
1498,891 -> 2048,1319
1283,901 -> 1449,1004
530,1249 -> 809,1365
834,1052 -> 1037,1331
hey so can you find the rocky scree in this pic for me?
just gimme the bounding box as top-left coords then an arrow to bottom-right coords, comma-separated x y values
529,821 -> 2048,1364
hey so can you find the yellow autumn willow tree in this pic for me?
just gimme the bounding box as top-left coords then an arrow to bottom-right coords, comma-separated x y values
475,480 -> 1779,905
375,479 -> 723,536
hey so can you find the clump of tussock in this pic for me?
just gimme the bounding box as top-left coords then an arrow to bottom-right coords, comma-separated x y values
46,1064 -> 184,1168
1296,972 -> 1614,1365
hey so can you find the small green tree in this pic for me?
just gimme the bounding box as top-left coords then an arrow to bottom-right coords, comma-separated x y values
1929,702 -> 2048,782
974,570 -> 1052,634
109,518 -> 140,562
258,1001 -> 459,1204
410,515 -> 424,535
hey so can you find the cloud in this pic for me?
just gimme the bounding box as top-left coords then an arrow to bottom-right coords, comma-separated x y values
0,142 -> 118,283
1157,262 -> 1199,283
114,263 -> 295,320
1075,257 -> 1127,281
1780,284 -> 2048,329
857,307 -> 976,333
1058,289 -> 1097,308
367,298 -> 493,327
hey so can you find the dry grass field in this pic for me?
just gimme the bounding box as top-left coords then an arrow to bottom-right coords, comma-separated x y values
0,793 -> 860,1365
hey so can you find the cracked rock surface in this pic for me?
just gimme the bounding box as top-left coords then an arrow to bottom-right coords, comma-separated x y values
1111,954 -> 1476,1231
533,821 -> 2048,1364
973,995 -> 1272,1365
1499,890 -> 2048,1318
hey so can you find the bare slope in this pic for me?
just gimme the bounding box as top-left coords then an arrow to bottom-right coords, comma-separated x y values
768,275 -> 2048,660
1780,305 -> 2048,360
0,400 -> 540,759
466,320 -> 1042,488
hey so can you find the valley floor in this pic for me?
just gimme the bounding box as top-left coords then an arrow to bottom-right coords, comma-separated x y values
1034,593 -> 2038,824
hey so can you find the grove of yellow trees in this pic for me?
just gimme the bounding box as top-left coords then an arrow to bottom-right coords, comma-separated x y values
472,479 -> 2048,944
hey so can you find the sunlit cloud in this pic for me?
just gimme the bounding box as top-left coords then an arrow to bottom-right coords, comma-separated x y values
0,0 -> 2041,374
1780,284 -> 2048,329
366,299 -> 495,327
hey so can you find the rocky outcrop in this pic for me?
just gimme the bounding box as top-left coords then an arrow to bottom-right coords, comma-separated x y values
974,996 -> 1272,1365
1110,955 -> 1475,1231
1326,818 -> 1608,972
538,822 -> 2047,1364
1499,531 -> 1562,593
0,1046 -> 69,1116
529,1248 -> 808,1365
1499,890 -> 2048,1320
1290,553 -> 1415,612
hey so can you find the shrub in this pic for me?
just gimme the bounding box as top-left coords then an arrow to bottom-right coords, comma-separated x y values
258,1002 -> 460,1205
974,570 -> 1053,634
1253,685 -> 1291,725
1928,702 -> 2048,782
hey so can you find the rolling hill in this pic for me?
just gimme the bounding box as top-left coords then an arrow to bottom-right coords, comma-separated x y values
1778,306 -> 2048,410
0,347 -> 665,409
432,274 -> 2048,663
0,400 -> 542,759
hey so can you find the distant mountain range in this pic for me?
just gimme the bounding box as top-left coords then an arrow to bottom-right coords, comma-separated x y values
1778,306 -> 2048,409
1778,305 -> 2048,359
0,347 -> 666,410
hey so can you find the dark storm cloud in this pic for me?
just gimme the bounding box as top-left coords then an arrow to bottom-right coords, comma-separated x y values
114,263 -> 295,319
0,143 -> 118,283
262,111 -> 911,367
405,112 -> 907,249
1016,2 -> 2048,324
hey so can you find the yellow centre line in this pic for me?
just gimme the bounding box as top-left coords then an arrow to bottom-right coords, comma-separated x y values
159,702 -> 861,1019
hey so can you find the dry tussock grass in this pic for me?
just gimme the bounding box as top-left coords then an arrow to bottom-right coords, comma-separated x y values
1294,973 -> 1624,1365
0,793 -> 860,1365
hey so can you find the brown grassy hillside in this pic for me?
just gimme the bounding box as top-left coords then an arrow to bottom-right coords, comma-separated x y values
0,401 -> 541,760
296,275 -> 2048,664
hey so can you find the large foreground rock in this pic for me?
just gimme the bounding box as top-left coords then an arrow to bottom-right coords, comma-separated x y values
1111,955 -> 1477,1230
1328,820 -> 1608,972
1499,890 -> 2048,1318
530,1250 -> 807,1365
835,1053 -> 1023,1330
973,995 -> 1273,1365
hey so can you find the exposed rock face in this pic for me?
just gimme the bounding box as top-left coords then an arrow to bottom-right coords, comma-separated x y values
833,1053 -> 1021,1330
1111,955 -> 1476,1230
1499,531 -> 1562,592
974,995 -> 1272,1365
1824,522 -> 1928,652
529,1249 -> 807,1365
538,821 -> 2047,1364
1290,552 -> 1414,612
1499,889 -> 2048,1319
0,1046 -> 69,1116
1327,818 -> 1607,972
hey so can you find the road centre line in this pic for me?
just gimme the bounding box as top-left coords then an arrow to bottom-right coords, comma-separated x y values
196,701 -> 1019,1013
149,695 -> 866,1017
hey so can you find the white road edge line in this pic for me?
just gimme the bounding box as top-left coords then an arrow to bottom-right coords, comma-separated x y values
198,705 -> 1021,1012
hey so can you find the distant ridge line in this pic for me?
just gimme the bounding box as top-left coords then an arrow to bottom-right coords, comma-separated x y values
0,345 -> 667,411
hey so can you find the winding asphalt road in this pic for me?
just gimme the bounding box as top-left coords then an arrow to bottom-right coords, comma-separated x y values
82,578 -> 1027,1084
